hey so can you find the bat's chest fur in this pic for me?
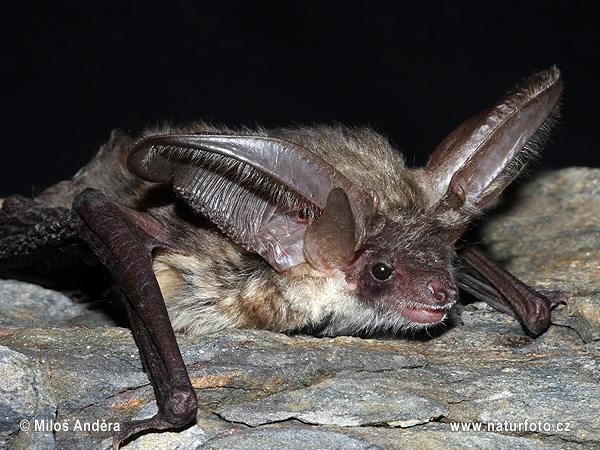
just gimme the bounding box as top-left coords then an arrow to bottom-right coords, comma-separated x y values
151,246 -> 370,336
153,252 -> 356,334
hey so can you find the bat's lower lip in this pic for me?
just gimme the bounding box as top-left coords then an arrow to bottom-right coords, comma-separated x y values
401,305 -> 446,324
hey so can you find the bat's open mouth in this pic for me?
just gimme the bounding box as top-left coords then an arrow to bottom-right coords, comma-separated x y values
401,304 -> 447,324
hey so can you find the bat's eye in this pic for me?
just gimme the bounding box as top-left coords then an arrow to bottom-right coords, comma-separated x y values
371,262 -> 393,281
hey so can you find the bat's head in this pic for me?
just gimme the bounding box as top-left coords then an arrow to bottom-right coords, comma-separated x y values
299,185 -> 458,328
344,216 -> 458,326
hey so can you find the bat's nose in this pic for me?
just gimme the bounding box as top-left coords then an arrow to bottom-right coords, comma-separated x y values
427,280 -> 456,305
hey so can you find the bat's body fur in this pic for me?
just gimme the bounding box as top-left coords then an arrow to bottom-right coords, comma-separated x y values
38,124 -> 451,336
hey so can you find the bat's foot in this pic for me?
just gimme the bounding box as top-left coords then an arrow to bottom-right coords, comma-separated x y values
112,409 -> 197,449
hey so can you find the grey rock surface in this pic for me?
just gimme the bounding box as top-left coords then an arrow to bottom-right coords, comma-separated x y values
0,168 -> 599,450
0,346 -> 55,450
0,279 -> 115,329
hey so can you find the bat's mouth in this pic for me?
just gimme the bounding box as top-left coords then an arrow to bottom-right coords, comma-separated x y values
400,304 -> 447,324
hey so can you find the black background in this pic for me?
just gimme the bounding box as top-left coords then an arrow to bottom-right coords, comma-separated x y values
2,2 -> 598,197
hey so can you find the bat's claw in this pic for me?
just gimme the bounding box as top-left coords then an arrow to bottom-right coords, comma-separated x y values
112,412 -> 196,449
519,288 -> 567,337
538,289 -> 568,309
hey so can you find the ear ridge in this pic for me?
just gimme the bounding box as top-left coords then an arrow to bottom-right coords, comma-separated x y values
127,134 -> 380,271
424,67 -> 563,240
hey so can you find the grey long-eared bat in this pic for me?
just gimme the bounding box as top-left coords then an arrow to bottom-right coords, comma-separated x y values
0,68 -> 564,447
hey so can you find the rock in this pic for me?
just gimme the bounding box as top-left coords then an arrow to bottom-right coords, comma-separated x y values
215,371 -> 448,428
0,168 -> 599,450
0,279 -> 116,329
0,346 -> 56,449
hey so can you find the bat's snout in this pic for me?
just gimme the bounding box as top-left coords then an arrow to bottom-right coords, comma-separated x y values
427,280 -> 455,305
397,275 -> 457,324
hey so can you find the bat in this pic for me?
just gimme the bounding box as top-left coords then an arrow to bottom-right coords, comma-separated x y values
0,68 -> 564,447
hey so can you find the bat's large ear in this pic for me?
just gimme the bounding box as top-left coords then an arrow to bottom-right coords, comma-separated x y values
424,68 -> 563,244
127,133 -> 381,272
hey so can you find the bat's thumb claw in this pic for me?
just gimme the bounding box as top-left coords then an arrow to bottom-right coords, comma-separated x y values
538,289 -> 568,309
112,409 -> 197,448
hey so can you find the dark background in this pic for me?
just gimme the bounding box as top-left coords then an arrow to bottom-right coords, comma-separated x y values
2,2 -> 598,197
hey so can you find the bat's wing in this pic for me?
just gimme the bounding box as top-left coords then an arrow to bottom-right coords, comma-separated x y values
127,133 -> 384,273
457,245 -> 565,337
0,196 -> 82,282
422,68 -> 564,336
0,189 -> 197,448
72,189 -> 196,447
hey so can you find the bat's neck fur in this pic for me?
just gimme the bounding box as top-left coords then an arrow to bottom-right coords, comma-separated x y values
153,246 -> 436,337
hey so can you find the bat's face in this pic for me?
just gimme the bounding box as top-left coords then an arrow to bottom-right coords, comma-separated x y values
344,217 -> 457,327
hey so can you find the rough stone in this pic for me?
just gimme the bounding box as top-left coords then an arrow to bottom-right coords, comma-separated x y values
0,279 -> 115,329
0,345 -> 55,450
215,371 -> 449,428
0,168 -> 598,450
